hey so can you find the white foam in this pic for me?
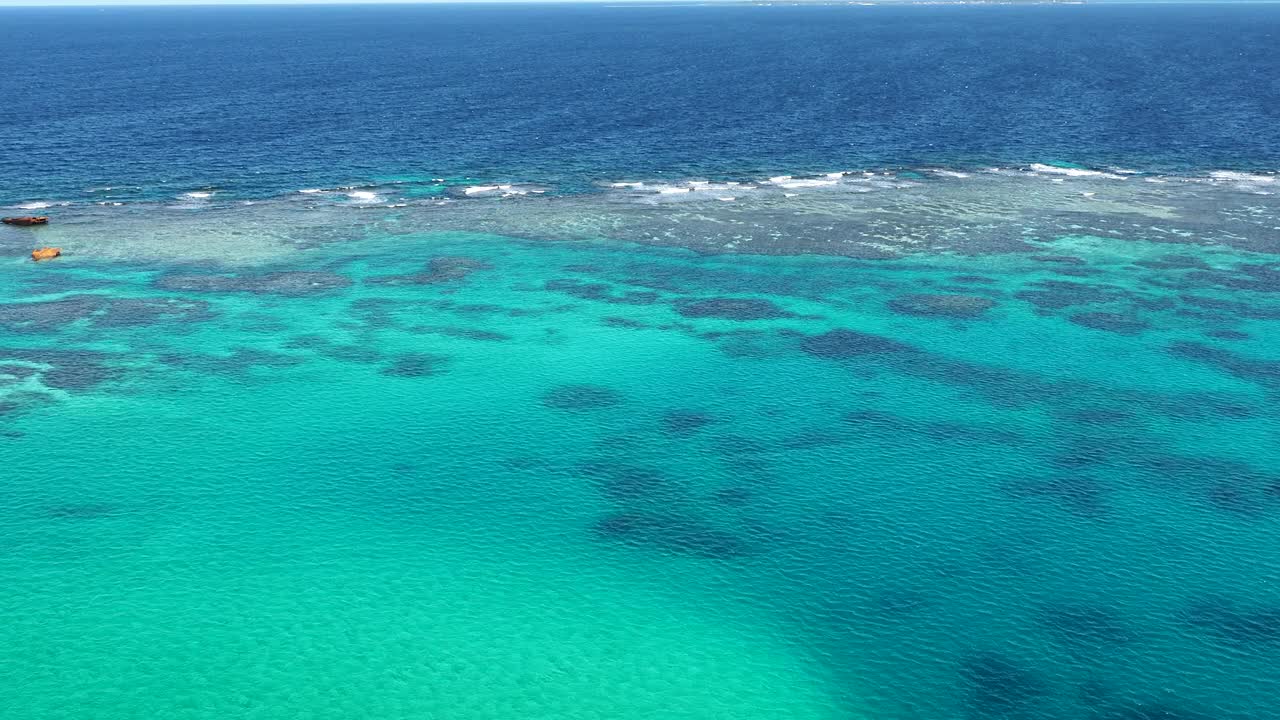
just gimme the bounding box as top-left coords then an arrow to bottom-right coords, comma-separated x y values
1029,162 -> 1121,179
182,191 -> 213,199
717,197 -> 735,202
347,190 -> 381,201
16,202 -> 51,210
930,170 -> 971,179
298,188 -> 325,195
1209,171 -> 1276,185
774,178 -> 838,189
609,182 -> 644,188
463,185 -> 507,195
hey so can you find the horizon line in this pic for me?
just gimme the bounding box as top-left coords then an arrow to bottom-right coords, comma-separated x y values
4,0 -> 1280,6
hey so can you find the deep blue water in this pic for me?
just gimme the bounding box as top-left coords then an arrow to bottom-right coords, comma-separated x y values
1,4 -> 1279,203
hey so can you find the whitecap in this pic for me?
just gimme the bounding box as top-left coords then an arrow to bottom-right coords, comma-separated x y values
348,190 -> 381,201
717,197 -> 735,202
1209,171 -> 1275,184
298,188 -> 325,195
1029,163 -> 1124,179
463,185 -> 506,195
16,201 -> 51,210
775,178 -> 838,189
182,191 -> 214,199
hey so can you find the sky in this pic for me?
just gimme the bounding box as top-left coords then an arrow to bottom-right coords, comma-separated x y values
0,0 -> 1254,5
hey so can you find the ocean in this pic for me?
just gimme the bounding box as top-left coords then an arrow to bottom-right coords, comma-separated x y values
1,4 -> 1279,719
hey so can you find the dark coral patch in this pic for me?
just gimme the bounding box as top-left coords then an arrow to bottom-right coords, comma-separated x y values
0,295 -> 103,333
661,409 -> 715,436
918,421 -> 1024,447
601,316 -> 648,329
1037,604 -> 1132,646
412,325 -> 511,342
1015,280 -> 1126,311
593,511 -> 745,559
0,295 -> 215,333
1058,407 -> 1134,425
1030,255 -> 1088,265
1183,597 -> 1280,645
1131,453 -> 1262,488
711,486 -> 754,507
887,293 -> 996,319
381,352 -> 450,378
1167,341 -> 1280,389
1156,392 -> 1260,421
542,384 -> 623,411
1206,329 -> 1250,341
1002,475 -> 1108,517
155,271 -> 351,296
1069,311 -> 1150,335
1134,254 -> 1212,271
951,275 -> 997,285
43,362 -> 122,391
367,256 -> 492,286
545,279 -> 659,305
673,297 -> 793,321
1186,263 -> 1280,293
579,463 -> 676,503
0,363 -> 37,381
800,329 -> 913,358
160,347 -> 306,375
91,298 -> 215,328
958,651 -> 1047,717
0,348 -> 121,391
1178,294 -> 1280,320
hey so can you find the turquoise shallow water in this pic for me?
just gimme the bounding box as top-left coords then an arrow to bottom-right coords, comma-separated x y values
3,193 -> 1280,718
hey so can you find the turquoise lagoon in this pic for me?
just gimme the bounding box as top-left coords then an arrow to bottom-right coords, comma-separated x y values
2,171 -> 1280,720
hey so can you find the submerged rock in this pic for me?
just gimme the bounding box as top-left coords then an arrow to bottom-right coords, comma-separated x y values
3,216 -> 49,226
